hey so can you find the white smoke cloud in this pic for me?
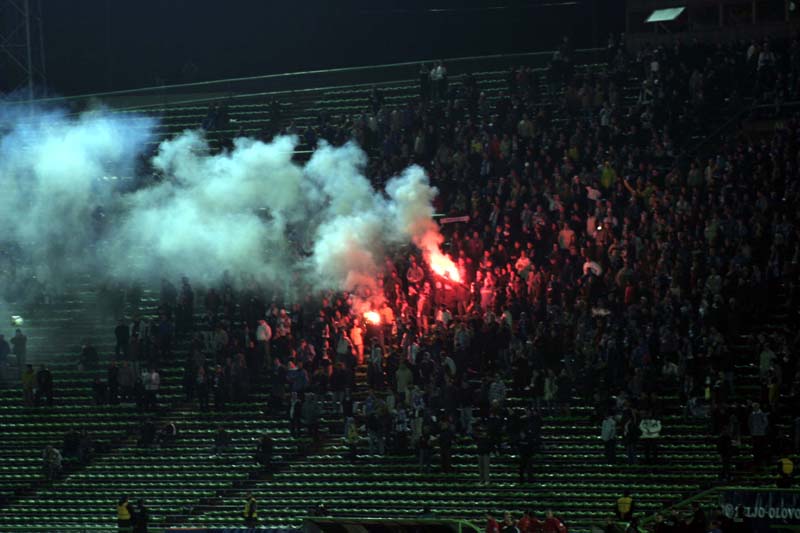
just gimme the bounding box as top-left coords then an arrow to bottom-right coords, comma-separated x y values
387,166 -> 461,282
108,131 -> 304,288
0,106 -> 154,287
0,106 -> 456,307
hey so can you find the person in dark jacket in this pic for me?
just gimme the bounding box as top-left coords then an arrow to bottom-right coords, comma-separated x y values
255,435 -> 273,472
132,499 -> 148,533
518,430 -> 536,483
717,428 -> 733,481
36,365 -> 54,406
115,320 -> 130,358
476,428 -> 492,485
438,418 -> 455,472
687,502 -> 706,533
501,511 -> 521,533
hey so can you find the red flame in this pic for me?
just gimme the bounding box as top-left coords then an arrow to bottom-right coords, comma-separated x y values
428,250 -> 461,282
363,311 -> 381,325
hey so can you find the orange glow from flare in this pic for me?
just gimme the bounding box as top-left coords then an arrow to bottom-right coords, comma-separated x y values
363,311 -> 381,325
428,251 -> 461,282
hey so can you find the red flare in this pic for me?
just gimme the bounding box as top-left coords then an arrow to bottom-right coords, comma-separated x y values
428,250 -> 461,283
363,311 -> 381,325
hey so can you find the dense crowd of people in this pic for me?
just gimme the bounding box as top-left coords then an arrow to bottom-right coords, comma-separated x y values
2,31 -> 800,532
172,32 -> 800,478
127,33 -> 800,528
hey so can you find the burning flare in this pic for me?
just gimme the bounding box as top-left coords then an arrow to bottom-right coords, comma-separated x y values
428,250 -> 461,282
363,310 -> 381,325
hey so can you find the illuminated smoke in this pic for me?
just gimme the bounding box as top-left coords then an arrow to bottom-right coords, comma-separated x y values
386,166 -> 461,282
0,106 -> 452,306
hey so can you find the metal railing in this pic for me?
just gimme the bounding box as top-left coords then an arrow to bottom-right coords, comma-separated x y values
6,47 -> 605,111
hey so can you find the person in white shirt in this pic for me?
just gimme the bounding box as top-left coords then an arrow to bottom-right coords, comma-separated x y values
367,339 -> 383,389
601,413 -> 618,463
142,368 -> 160,410
639,412 -> 662,463
443,354 -> 456,378
430,61 -> 447,100
557,222 -> 576,250
583,259 -> 603,277
256,319 -> 272,364
435,305 -> 452,327
350,320 -> 364,364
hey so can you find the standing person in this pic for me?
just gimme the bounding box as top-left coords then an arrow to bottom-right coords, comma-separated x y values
748,403 -> 769,466
430,61 -> 443,101
0,334 -> 9,365
717,428 -> 733,481
367,338 -> 384,389
117,495 -> 132,532
543,510 -> 568,533
486,511 -> 501,533
346,418 -> 360,462
243,492 -> 258,528
776,453 -> 794,488
639,411 -> 662,463
417,425 -> 433,473
115,319 -> 130,359
686,502 -> 706,533
21,364 -> 35,406
255,435 -> 273,472
601,412 -> 617,464
350,319 -> 364,364
477,428 -> 492,485
302,392 -> 321,444
196,366 -> 209,412
616,490 -> 634,521
518,430 -> 535,484
108,362 -> 120,405
438,418 -> 455,473
255,319 -> 272,369
145,368 -> 160,410
177,276 -> 194,334
132,499 -> 148,533
419,63 -> 430,100
118,361 -> 135,402
11,329 -> 26,366
36,365 -> 53,406
437,61 -> 448,99
501,512 -> 521,533
622,412 -> 640,465
396,360 -> 414,402
42,445 -> 61,480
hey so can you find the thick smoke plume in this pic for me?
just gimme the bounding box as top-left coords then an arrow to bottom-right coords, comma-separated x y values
0,107 -> 454,308
0,106 -> 154,292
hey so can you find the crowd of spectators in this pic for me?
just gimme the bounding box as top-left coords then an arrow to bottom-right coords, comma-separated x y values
5,31 -> 800,531
162,32 -> 800,477
93,33 -> 800,525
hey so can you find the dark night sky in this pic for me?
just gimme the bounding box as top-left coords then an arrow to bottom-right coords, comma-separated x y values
34,0 -> 624,96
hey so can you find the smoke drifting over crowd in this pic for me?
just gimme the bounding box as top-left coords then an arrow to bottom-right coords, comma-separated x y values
0,107 -> 154,288
0,106 -> 455,307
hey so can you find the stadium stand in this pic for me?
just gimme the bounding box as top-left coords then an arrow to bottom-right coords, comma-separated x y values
1,34 -> 799,533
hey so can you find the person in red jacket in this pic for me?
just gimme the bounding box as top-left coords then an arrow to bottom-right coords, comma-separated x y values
486,511 -> 500,533
519,510 -> 544,533
543,510 -> 567,533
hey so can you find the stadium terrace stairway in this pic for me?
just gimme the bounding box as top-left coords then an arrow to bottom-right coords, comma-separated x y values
0,278 -> 148,510
0,279 -> 315,531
